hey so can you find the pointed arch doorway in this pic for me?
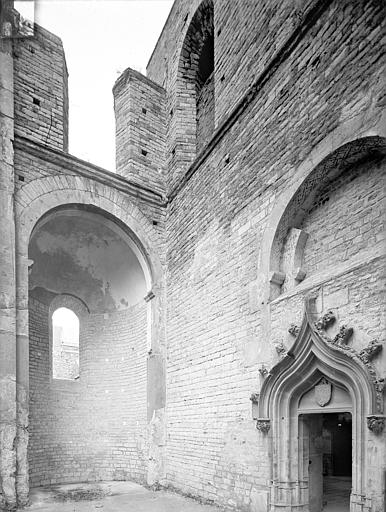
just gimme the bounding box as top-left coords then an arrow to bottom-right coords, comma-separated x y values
255,296 -> 384,512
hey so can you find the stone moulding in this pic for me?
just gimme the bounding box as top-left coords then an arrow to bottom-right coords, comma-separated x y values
255,294 -> 384,510
366,415 -> 386,435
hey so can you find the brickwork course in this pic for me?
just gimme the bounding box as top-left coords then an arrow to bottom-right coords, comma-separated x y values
0,0 -> 385,511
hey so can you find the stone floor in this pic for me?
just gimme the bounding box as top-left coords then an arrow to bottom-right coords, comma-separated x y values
20,481 -> 225,512
323,476 -> 351,512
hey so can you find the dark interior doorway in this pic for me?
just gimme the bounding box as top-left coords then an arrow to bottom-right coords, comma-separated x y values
322,413 -> 352,512
302,412 -> 352,512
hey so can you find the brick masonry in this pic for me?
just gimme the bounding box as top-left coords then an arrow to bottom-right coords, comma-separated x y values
0,0 -> 385,511
28,295 -> 148,487
13,24 -> 68,151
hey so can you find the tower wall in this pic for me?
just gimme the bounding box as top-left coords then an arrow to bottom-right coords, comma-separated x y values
13,24 -> 69,151
113,68 -> 166,194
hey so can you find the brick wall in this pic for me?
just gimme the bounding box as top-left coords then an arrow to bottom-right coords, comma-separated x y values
279,156 -> 386,294
301,158 -> 385,277
13,24 -> 69,150
114,68 -> 166,194
10,0 -> 385,509
157,0 -> 385,508
197,73 -> 214,153
29,296 -> 148,486
147,0 -> 385,192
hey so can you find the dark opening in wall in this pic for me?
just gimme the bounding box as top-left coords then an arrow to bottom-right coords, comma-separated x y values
32,97 -> 40,106
177,0 -> 215,161
141,149 -> 148,157
196,29 -> 215,153
197,34 -> 214,87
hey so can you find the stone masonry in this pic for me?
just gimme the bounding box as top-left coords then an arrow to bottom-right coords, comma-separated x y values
0,0 -> 385,511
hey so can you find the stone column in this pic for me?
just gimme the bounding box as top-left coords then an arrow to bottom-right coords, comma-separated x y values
0,7 -> 17,510
15,254 -> 29,505
145,284 -> 166,487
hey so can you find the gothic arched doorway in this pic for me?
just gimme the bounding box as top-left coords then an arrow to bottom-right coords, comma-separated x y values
255,296 -> 384,512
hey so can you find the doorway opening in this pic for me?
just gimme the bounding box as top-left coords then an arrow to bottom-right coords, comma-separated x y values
301,412 -> 352,512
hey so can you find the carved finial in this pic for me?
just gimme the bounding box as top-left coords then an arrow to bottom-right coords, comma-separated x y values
359,340 -> 382,364
367,415 -> 385,435
332,326 -> 353,345
288,324 -> 300,337
315,310 -> 335,331
256,418 -> 271,433
375,378 -> 385,394
274,341 -> 287,359
250,393 -> 260,404
259,365 -> 268,377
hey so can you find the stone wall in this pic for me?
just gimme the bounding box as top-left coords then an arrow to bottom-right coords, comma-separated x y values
13,24 -> 69,151
114,68 -> 166,194
148,0 -> 385,508
29,296 -> 148,486
0,0 -> 384,510
196,73 -> 214,154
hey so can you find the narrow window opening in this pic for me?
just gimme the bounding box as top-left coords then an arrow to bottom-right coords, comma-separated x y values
197,34 -> 214,87
52,307 -> 79,380
195,28 -> 214,153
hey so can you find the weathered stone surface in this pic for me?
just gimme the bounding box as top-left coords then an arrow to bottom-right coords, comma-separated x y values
1,0 -> 385,511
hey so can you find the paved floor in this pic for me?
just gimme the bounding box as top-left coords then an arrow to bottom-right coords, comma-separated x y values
323,476 -> 351,512
21,481 -> 225,512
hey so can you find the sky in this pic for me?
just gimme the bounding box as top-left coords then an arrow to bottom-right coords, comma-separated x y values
33,0 -> 173,171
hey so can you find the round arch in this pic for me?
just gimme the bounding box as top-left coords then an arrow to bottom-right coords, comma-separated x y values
16,176 -> 163,286
173,0 -> 214,165
14,176 -> 166,498
258,127 -> 386,302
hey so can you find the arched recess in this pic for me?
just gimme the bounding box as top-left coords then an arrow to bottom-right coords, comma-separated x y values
173,0 -> 214,164
14,179 -> 166,498
255,295 -> 384,512
258,130 -> 386,303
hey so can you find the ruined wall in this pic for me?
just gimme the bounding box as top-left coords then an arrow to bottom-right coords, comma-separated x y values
146,0 -> 321,190
196,73 -> 214,153
300,158 -> 385,278
114,68 -> 166,194
272,156 -> 386,370
29,295 -> 148,486
13,24 -> 69,151
157,0 -> 385,509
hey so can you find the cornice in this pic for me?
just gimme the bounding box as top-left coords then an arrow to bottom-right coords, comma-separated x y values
14,135 -> 167,208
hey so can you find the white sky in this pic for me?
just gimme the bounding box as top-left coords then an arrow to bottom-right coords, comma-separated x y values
34,0 -> 173,171
52,307 -> 79,345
